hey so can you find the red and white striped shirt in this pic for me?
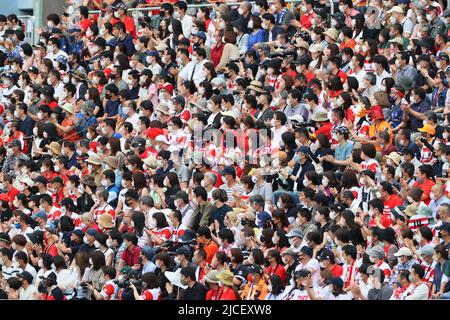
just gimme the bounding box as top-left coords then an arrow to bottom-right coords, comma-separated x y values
420,260 -> 436,284
420,146 -> 435,165
171,224 -> 187,242
408,215 -> 430,232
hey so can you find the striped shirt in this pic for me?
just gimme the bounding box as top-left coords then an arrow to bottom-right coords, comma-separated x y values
408,215 -> 430,231
421,260 -> 437,284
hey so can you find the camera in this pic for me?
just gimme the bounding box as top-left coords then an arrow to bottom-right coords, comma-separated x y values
116,278 -> 131,288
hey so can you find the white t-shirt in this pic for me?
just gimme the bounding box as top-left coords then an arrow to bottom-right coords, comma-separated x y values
295,258 -> 321,287
19,284 -> 38,300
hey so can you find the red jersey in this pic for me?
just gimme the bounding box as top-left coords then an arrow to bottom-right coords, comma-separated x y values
413,179 -> 435,205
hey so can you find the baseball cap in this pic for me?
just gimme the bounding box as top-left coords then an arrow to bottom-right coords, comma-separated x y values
418,124 -> 436,136
418,245 -> 434,256
393,247 -> 413,257
300,246 -> 313,257
247,264 -> 263,275
0,233 -> 11,244
281,248 -> 298,257
72,229 -> 85,239
193,31 -> 207,41
436,222 -> 450,232
175,246 -> 191,256
171,95 -> 185,107
86,228 -> 98,237
17,271 -> 34,284
285,228 -> 304,238
366,246 -> 385,259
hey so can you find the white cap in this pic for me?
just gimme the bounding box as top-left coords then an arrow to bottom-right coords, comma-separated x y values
155,135 -> 169,144
393,247 -> 413,257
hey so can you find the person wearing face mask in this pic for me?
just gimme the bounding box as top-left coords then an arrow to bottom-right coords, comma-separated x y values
111,22 -> 135,57
366,246 -> 392,283
429,184 -> 450,218
402,263 -> 430,300
91,189 -> 116,224
353,267 -> 393,300
44,37 -> 68,68
78,228 -> 98,255
2,140 -> 29,179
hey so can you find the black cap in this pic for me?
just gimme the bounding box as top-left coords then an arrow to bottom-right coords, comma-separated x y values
0,232 -> 11,244
300,246 -> 313,257
26,230 -> 44,245
17,271 -> 34,284
33,176 -> 48,185
39,85 -> 55,96
175,246 -> 191,257
247,264 -> 263,274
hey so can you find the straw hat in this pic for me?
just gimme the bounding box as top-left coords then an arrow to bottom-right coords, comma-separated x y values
155,103 -> 170,115
47,142 -> 61,156
386,152 -> 401,166
60,103 -> 74,114
323,28 -> 339,41
86,154 -> 102,166
103,156 -> 119,170
97,213 -> 114,229
247,80 -> 265,93
204,270 -> 220,284
217,270 -> 234,286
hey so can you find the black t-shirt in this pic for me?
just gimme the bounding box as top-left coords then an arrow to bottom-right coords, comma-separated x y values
180,282 -> 207,300
18,116 -> 35,138
78,243 -> 96,254
0,208 -> 12,223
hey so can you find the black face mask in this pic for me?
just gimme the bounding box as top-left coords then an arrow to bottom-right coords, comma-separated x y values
159,11 -> 165,17
10,97 -> 16,104
105,93 -> 111,99
224,72 -> 231,79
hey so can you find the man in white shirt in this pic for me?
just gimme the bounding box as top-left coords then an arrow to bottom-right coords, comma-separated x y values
270,112 -> 288,149
174,1 -> 193,39
122,101 -> 140,128
349,54 -> 367,88
174,191 -> 194,227
178,48 -> 207,87
403,264 -> 430,300
295,246 -> 321,287
44,37 -> 68,68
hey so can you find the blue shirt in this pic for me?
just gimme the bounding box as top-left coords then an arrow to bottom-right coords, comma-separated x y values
389,104 -> 403,129
247,30 -> 265,52
256,211 -> 272,228
410,99 -> 431,132
105,99 -> 120,117
334,141 -> 354,161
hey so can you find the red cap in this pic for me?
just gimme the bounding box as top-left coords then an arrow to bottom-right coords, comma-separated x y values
161,83 -> 174,95
145,127 -> 165,139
